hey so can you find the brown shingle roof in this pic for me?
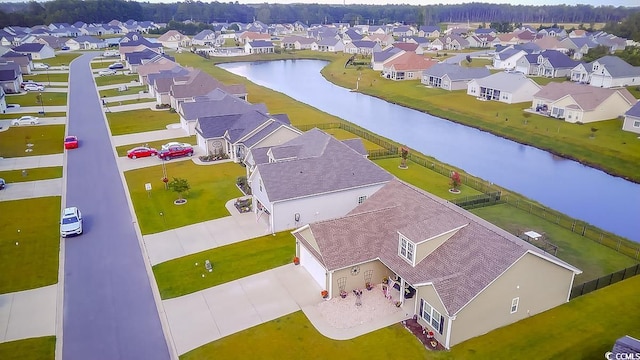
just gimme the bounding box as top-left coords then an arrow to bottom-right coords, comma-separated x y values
386,52 -> 438,71
534,82 -> 636,110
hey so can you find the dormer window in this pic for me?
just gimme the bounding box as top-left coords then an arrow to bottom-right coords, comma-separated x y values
399,236 -> 414,263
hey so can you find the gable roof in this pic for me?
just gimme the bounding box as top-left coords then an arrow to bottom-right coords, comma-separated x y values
296,178 -> 580,315
534,82 -> 636,110
373,47 -> 403,62
472,72 -> 541,92
594,56 -> 640,77
392,42 -> 419,52
12,43 -> 45,52
539,50 -> 580,68
253,128 -> 392,202
351,40 -> 378,49
180,89 -> 267,120
157,30 -> 189,42
386,52 -> 438,71
171,69 -> 246,99
248,40 -> 273,48
423,63 -> 490,81
193,29 -> 215,41
419,25 -> 440,33
625,102 -> 640,118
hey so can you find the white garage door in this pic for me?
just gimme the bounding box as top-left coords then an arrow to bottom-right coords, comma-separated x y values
300,245 -> 326,289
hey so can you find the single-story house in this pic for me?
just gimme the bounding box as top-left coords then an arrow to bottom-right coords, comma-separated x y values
245,40 -> 274,54
238,31 -> 271,45
0,61 -> 23,94
622,102 -> 640,134
248,128 -> 393,233
11,42 -> 55,60
1,51 -> 31,76
587,56 -> 640,88
418,25 -> 440,39
531,81 -> 636,123
148,67 -> 190,106
370,47 -> 404,71
422,63 -> 490,91
192,29 -> 217,46
157,30 -> 191,49
292,178 -> 581,349
382,52 -> 438,81
365,33 -> 395,47
344,40 -> 381,56
169,69 -> 248,109
467,72 -> 542,104
492,49 -> 527,70
66,35 -> 107,50
316,37 -> 345,53
536,50 -> 580,78
136,58 -> 180,85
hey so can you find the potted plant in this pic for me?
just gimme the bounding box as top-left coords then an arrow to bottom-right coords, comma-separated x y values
426,331 -> 434,339
430,340 -> 438,348
394,300 -> 402,307
340,290 -> 348,298
365,282 -> 373,290
321,290 -> 329,299
382,277 -> 389,284
293,256 -> 300,265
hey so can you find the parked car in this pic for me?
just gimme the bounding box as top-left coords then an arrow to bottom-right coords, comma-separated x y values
108,62 -> 124,69
23,83 -> 45,91
157,145 -> 194,160
0,178 -> 5,190
61,46 -> 70,51
60,206 -> 83,237
98,69 -> 117,76
103,50 -> 119,57
64,135 -> 79,149
11,116 -> 39,126
21,80 -> 42,89
33,63 -> 50,69
127,146 -> 158,159
161,142 -> 191,150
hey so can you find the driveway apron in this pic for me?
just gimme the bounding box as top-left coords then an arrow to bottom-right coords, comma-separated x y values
62,53 -> 170,359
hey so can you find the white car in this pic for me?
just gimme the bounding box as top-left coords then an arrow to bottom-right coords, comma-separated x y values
60,207 -> 83,237
23,83 -> 45,91
98,69 -> 117,76
11,116 -> 39,126
161,142 -> 191,150
33,63 -> 50,69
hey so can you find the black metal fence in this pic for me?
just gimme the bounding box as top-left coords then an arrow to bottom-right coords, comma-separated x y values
570,263 -> 640,299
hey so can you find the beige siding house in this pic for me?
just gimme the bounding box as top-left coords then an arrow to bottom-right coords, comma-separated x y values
292,179 -> 580,349
467,72 -> 541,104
623,102 -> 640,134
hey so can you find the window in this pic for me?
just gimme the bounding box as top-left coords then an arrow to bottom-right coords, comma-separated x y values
399,237 -> 414,262
420,299 -> 444,334
358,195 -> 367,204
511,297 -> 519,313
259,179 -> 263,192
633,120 -> 640,128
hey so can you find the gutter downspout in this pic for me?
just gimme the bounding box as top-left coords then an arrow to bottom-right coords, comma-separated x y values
445,315 -> 455,349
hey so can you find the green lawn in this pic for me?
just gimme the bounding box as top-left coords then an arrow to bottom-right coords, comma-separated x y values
106,109 -> 179,135
154,232 -> 295,299
5,92 -> 67,107
460,58 -> 491,68
23,73 -> 69,83
0,125 -> 65,158
470,203 -> 639,283
99,85 -> 148,97
95,73 -> 138,86
531,76 -> 569,86
0,167 -> 62,183
47,52 -> 81,66
115,136 -> 196,157
626,85 -> 640,99
90,60 -> 121,69
107,98 -> 155,106
0,336 -> 56,360
124,161 -> 246,234
0,197 -> 61,294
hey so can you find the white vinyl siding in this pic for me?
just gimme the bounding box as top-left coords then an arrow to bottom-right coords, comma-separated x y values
399,236 -> 414,263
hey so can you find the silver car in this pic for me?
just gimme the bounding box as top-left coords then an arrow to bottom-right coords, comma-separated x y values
60,207 -> 83,237
11,116 -> 39,126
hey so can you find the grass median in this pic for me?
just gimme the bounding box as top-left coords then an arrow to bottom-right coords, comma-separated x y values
106,109 -> 179,135
0,197 -> 61,294
124,160 -> 246,234
0,336 -> 56,360
0,125 -> 65,158
154,231 -> 294,299
0,167 -> 62,183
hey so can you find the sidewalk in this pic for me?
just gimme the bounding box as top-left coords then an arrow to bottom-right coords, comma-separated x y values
0,154 -> 63,171
105,102 -> 156,112
3,106 -> 68,114
0,284 -> 57,343
0,178 -> 62,201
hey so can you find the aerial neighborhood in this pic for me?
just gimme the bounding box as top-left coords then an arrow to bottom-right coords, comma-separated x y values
0,7 -> 639,360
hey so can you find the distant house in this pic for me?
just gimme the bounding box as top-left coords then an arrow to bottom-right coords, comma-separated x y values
536,50 -> 580,78
0,61 -> 23,94
442,34 -> 470,50
1,51 -> 31,76
533,36 -> 563,51
238,31 -> 270,45
292,178 -> 580,349
474,28 -> 498,37
587,56 -> 640,88
157,30 -> 191,49
35,35 -> 67,50
125,50 -> 175,74
364,33 -> 395,47
514,53 -> 540,75
392,26 -> 413,37
422,63 -> 490,91
343,40 -> 381,55
136,58 -> 180,85
531,82 -> 635,123
248,128 -> 393,233
244,40 -> 274,54
492,48 -> 527,70
371,47 -> 404,71
467,35 -> 494,48
316,37 -> 345,52
342,29 -> 364,44
559,37 -> 597,60
467,72 -> 541,104
418,25 -> 440,39
382,52 -> 438,81
623,102 -> 640,134
169,69 -> 248,109
11,43 -> 55,60
147,66 -> 190,105
392,42 -> 423,55
192,29 -> 217,46
66,35 -> 107,50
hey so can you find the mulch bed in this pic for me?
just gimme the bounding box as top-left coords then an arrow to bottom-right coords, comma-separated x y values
402,317 -> 446,351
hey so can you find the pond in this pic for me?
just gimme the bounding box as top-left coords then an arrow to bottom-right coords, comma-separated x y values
219,60 -> 640,243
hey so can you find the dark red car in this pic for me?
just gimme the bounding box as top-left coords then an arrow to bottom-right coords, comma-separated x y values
64,136 -> 79,149
127,146 -> 157,159
157,145 -> 194,160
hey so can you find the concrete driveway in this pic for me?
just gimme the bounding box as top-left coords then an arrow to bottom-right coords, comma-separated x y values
0,285 -> 57,343
0,179 -> 61,201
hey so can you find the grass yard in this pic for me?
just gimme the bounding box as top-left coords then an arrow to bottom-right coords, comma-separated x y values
0,336 -> 56,360
626,85 -> 640,99
0,167 -> 62,183
107,98 -> 155,106
322,128 -> 384,151
5,92 -> 67,107
124,161 -> 246,234
460,58 -> 491,68
47,52 -> 81,66
470,203 -> 639,283
99,85 -> 147,97
0,197 -> 61,294
94,73 -> 138,86
531,76 -> 569,86
181,311 -> 428,360
90,60 -> 121,69
0,112 -> 66,120
106,109 -> 179,135
154,232 -> 294,299
23,73 -> 69,83
115,136 -> 196,157
0,125 -> 65,158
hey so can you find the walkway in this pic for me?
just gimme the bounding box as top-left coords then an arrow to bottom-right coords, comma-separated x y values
0,178 -> 61,201
0,285 -> 57,343
0,154 -> 63,171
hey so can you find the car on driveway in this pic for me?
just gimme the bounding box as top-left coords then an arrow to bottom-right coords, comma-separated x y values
60,206 -> 83,237
108,62 -> 124,69
33,63 -> 50,69
23,83 -> 45,91
98,69 -> 117,76
158,145 -> 194,160
64,136 -> 79,149
61,46 -> 70,51
21,80 -> 42,89
127,146 -> 158,159
11,116 -> 39,126
0,178 -> 5,190
161,142 -> 191,150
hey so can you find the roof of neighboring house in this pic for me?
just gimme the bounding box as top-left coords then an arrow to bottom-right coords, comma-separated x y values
594,56 -> 640,77
392,42 -> 419,52
340,138 -> 367,156
125,49 -> 168,65
157,30 -> 189,42
496,48 -> 524,60
242,117 -> 297,148
240,31 -> 270,40
317,37 -> 342,46
350,40 -> 378,49
472,72 -> 541,92
373,47 -> 403,62
534,82 -> 636,110
180,89 -> 267,120
386,52 -> 438,71
171,69 -> 247,99
474,28 -> 496,34
625,101 -> 640,117
197,110 -> 291,145
539,50 -> 580,69
12,43 -> 45,52
344,29 -> 363,41
253,128 -> 392,202
193,29 -> 215,41
423,63 -> 490,81
517,31 -> 537,41
419,25 -> 440,33
137,58 -> 180,77
568,37 -> 598,49
295,178 -> 580,316
147,66 -> 189,87
36,35 -> 67,48
248,40 -> 274,48
0,62 -> 21,81
533,36 -> 562,49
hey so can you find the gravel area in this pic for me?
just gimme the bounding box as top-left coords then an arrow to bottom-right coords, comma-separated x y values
317,285 -> 403,329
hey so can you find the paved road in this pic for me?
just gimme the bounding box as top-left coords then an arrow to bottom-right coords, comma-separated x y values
62,53 -> 170,359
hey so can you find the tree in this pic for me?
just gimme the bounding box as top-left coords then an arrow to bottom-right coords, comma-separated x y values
582,45 -> 609,62
168,177 -> 190,201
450,171 -> 461,192
399,146 -> 409,169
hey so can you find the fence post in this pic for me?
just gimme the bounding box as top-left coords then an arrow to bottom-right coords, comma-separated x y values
571,220 -> 576,232
581,225 -> 586,236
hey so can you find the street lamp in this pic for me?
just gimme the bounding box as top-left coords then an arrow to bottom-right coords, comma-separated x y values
46,67 -> 50,86
38,92 -> 45,115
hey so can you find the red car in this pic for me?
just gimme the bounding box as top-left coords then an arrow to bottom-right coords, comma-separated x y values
127,146 -> 158,159
157,145 -> 194,160
64,136 -> 79,149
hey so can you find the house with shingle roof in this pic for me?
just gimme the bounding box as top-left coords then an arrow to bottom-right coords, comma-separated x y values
467,34 -> 494,48
560,37 -> 598,60
418,25 -> 440,38
623,102 -> 640,134
148,66 -> 190,105
292,178 -> 580,349
0,61 -> 23,94
587,56 -> 640,88
422,63 -> 490,91
364,33 -> 395,47
157,30 -> 191,49
248,128 -> 393,233
536,50 -> 580,78
136,57 -> 180,85
382,52 -> 439,81
371,47 -> 404,71
244,40 -> 274,54
342,29 -> 363,44
66,35 -> 107,50
492,48 -> 527,70
467,72 -> 541,104
12,42 -> 55,60
238,31 -> 270,45
392,42 -> 422,55
1,51 -> 31,76
125,50 -> 174,73
192,29 -> 217,46
531,82 -> 636,123
316,37 -> 345,52
35,35 -> 67,50
344,40 -> 381,55
169,69 -> 248,108
515,53 -> 541,75
195,109 -> 301,164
